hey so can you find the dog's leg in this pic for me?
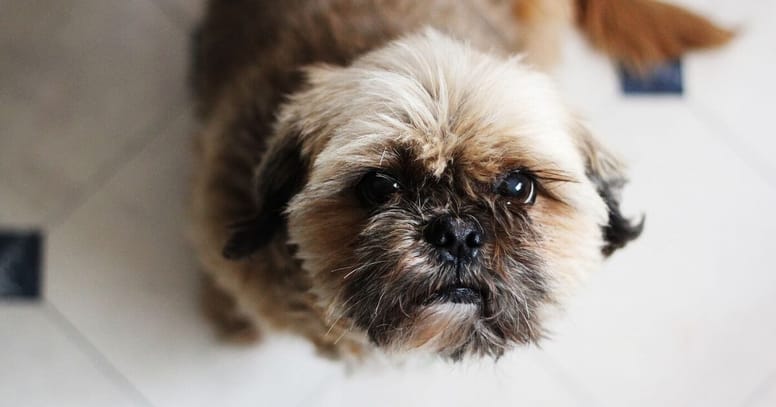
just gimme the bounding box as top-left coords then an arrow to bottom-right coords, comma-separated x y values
201,274 -> 261,344
574,0 -> 734,70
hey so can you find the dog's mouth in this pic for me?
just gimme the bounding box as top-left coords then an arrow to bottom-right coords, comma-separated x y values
425,285 -> 484,305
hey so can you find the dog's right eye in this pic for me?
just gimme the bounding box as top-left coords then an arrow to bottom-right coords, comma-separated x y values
495,170 -> 537,205
357,171 -> 402,206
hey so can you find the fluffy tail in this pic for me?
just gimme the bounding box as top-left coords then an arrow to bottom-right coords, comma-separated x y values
574,0 -> 735,70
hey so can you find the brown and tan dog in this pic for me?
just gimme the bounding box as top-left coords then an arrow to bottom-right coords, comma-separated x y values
189,0 -> 730,359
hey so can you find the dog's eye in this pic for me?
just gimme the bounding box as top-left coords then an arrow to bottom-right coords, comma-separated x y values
496,171 -> 536,205
357,171 -> 402,206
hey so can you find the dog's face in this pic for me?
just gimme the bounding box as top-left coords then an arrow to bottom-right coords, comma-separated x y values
224,30 -> 642,359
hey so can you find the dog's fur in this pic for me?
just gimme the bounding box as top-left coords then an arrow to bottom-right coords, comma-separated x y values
190,0 -> 725,359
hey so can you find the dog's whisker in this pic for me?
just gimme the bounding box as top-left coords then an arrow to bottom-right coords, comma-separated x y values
333,321 -> 357,345
341,258 -> 392,280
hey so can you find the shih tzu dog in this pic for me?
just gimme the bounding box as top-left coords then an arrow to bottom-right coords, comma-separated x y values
189,0 -> 731,359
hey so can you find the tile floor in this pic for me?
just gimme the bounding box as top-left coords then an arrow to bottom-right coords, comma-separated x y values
1,0 -> 774,406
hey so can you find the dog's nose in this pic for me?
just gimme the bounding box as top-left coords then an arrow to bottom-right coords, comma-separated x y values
424,215 -> 483,262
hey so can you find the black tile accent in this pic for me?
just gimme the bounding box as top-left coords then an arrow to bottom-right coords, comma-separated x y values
0,230 -> 43,299
620,60 -> 683,95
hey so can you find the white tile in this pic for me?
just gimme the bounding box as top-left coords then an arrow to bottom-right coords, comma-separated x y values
746,374 -> 776,407
685,0 -> 776,180
0,180 -> 49,227
0,0 -> 188,225
554,30 -> 621,118
540,102 -> 776,407
304,350 -> 581,407
45,113 -> 338,407
0,305 -> 141,407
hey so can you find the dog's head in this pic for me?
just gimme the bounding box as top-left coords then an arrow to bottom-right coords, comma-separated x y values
224,29 -> 642,359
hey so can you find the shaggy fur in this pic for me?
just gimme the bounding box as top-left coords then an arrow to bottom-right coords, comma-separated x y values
189,0 -> 720,360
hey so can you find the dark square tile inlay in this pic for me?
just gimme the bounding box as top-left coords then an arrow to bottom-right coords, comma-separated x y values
620,60 -> 683,95
0,230 -> 43,299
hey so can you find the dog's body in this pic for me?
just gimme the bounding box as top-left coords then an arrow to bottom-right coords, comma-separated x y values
190,0 -> 728,359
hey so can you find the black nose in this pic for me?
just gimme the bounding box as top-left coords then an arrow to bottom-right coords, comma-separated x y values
424,215 -> 484,262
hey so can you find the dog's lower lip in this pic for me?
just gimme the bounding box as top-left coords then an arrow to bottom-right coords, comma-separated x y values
430,286 -> 482,304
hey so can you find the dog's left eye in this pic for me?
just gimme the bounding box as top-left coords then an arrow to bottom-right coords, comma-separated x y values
357,171 -> 402,206
496,171 -> 536,205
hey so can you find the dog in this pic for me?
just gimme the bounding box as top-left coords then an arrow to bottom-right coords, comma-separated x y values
189,0 -> 731,359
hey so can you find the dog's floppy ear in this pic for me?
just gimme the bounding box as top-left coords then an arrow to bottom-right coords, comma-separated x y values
574,122 -> 644,256
222,132 -> 308,260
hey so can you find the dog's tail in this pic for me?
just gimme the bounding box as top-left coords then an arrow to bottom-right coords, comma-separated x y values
574,0 -> 734,69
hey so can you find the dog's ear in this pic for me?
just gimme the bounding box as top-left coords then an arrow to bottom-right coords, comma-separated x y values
222,132 -> 308,260
574,122 -> 644,256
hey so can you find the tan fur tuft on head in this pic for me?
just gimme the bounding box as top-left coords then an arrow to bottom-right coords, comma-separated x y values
574,0 -> 734,70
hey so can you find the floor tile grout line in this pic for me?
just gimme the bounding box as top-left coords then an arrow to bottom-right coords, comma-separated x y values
42,300 -> 157,407
685,100 -> 776,191
740,370 -> 776,407
45,103 -> 190,230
